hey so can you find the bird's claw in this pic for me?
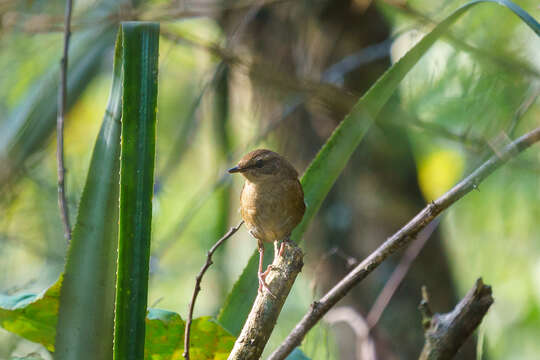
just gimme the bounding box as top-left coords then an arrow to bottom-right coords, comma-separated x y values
258,267 -> 277,298
278,237 -> 290,257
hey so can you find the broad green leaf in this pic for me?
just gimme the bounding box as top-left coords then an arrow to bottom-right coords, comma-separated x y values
54,31 -> 123,360
0,281 -> 234,359
217,0 -> 540,336
188,317 -> 235,360
0,278 -> 61,352
114,22 -> 160,360
145,311 -> 234,360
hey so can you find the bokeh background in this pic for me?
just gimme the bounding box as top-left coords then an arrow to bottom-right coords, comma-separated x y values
0,0 -> 539,359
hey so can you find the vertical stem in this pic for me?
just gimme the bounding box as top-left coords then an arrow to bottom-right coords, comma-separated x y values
57,0 -> 74,242
114,22 -> 160,360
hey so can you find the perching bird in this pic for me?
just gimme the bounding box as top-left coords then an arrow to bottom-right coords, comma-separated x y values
228,149 -> 306,295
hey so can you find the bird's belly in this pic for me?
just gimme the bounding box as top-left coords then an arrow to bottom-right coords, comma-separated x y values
240,182 -> 301,242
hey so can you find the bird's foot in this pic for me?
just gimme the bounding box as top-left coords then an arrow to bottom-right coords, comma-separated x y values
258,266 -> 276,298
278,237 -> 290,257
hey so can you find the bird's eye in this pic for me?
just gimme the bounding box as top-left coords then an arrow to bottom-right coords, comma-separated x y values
255,159 -> 264,168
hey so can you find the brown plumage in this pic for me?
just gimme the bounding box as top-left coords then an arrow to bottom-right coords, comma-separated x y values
228,149 -> 305,295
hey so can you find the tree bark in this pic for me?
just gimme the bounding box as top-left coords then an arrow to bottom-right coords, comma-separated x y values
227,242 -> 303,360
419,278 -> 493,360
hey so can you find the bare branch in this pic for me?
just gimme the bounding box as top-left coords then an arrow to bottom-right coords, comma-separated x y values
419,279 -> 493,360
227,242 -> 304,360
57,0 -> 74,242
268,126 -> 540,360
183,221 -> 244,360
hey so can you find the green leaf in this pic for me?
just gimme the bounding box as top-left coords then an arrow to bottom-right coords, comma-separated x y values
188,317 -> 235,360
114,22 -> 160,360
217,0 -> 540,336
0,279 -> 61,352
54,31 -> 123,360
145,312 -> 234,360
0,281 -> 235,360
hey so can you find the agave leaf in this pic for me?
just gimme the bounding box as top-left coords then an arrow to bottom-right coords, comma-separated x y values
113,21 -> 160,360
54,30 -> 123,360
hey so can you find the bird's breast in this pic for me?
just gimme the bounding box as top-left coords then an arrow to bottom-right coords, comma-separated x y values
240,179 -> 305,242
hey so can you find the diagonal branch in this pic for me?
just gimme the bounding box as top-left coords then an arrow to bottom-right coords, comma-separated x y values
268,126 -> 540,360
183,221 -> 244,360
57,0 -> 74,242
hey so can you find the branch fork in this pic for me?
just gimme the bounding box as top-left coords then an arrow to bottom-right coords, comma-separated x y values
419,278 -> 493,360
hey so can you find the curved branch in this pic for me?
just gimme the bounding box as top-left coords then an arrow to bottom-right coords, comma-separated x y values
183,221 -> 244,360
268,126 -> 540,360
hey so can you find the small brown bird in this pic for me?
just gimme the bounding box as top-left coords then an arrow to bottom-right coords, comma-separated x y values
228,149 -> 306,295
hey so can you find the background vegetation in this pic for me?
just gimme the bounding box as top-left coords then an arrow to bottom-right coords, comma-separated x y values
0,0 -> 539,359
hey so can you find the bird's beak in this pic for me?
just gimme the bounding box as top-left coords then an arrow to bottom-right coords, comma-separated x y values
228,166 -> 242,173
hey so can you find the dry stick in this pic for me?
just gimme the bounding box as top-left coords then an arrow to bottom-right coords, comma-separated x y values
419,278 -> 493,360
183,221 -> 244,360
268,126 -> 540,360
366,219 -> 440,328
227,241 -> 304,360
57,0 -> 74,242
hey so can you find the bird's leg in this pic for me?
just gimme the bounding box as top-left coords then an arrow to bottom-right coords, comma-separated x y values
257,239 -> 276,298
278,236 -> 290,257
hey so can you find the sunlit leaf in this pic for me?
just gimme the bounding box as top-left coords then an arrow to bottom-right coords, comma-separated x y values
0,279 -> 61,352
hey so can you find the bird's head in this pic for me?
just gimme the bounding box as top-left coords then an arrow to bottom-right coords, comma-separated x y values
228,149 -> 299,183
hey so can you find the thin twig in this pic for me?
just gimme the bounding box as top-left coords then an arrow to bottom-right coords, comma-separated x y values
183,220 -> 244,360
57,0 -> 74,242
268,126 -> 540,360
367,219 -> 440,328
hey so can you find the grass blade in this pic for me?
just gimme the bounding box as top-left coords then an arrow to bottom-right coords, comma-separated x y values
114,22 -> 160,360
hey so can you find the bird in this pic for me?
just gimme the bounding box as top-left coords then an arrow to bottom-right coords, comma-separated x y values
228,149 -> 306,296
